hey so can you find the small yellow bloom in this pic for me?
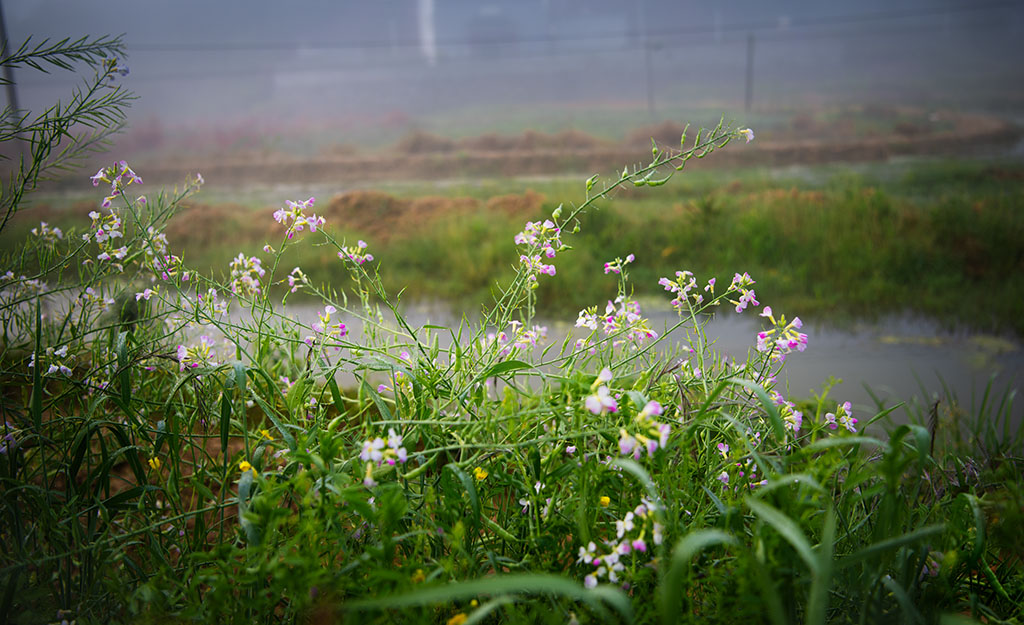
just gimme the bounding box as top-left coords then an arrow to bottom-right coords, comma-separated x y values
148,457 -> 161,470
470,599 -> 478,607
473,466 -> 488,481
239,460 -> 255,474
447,614 -> 467,625
411,569 -> 426,584
259,428 -> 273,441
599,495 -> 611,507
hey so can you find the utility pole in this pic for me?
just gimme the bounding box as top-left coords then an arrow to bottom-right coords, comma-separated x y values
0,0 -> 24,160
0,0 -> 21,119
641,0 -> 655,118
744,32 -> 755,113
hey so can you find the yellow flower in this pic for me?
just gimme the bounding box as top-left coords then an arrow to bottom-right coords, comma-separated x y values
447,614 -> 467,625
411,569 -> 426,584
599,495 -> 611,507
239,460 -> 255,475
470,599 -> 478,607
148,457 -> 161,470
259,428 -> 273,441
473,466 -> 488,481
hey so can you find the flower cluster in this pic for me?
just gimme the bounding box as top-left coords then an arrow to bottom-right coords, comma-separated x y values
90,160 -> 142,208
338,240 -> 374,265
728,272 -> 759,313
618,400 -> 671,460
304,305 -> 346,350
31,222 -> 63,244
577,499 -> 663,588
273,197 -> 324,239
80,287 -> 115,312
658,270 -> 714,312
151,254 -> 189,283
29,345 -> 72,376
481,321 -> 548,358
603,253 -> 635,275
756,306 -> 809,362
228,253 -> 265,298
718,457 -> 768,490
359,428 -> 408,487
514,219 -> 562,286
824,401 -> 857,433
82,209 -> 128,268
576,296 -> 658,350
176,335 -> 217,371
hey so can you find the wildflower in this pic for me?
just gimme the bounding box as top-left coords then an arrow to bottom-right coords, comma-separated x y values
359,429 -> 408,472
717,471 -> 730,484
514,219 -> 562,284
473,466 -> 488,481
304,304 -> 347,350
739,128 -> 755,143
755,306 -> 809,362
603,253 -> 635,275
836,401 -> 857,433
259,429 -> 273,441
239,460 -> 255,475
286,267 -> 307,293
338,239 -> 374,265
31,222 -> 63,243
135,287 -> 157,302
176,335 -> 217,371
599,495 -> 611,507
228,253 -> 265,298
447,613 -> 468,625
615,512 -> 635,538
586,385 -> 618,415
411,569 -> 426,584
716,442 -> 730,457
273,197 -> 324,239
148,457 -> 161,470
727,272 -> 758,313
518,497 -> 531,514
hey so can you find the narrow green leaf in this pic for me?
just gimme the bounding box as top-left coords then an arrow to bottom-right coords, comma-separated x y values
836,524 -> 944,570
445,464 -> 481,528
342,573 -> 631,622
731,379 -> 785,442
746,497 -> 819,574
660,530 -> 737,625
361,379 -> 393,423
478,359 -> 532,382
807,506 -> 836,625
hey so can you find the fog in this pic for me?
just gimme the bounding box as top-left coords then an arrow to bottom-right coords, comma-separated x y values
5,0 -> 1024,150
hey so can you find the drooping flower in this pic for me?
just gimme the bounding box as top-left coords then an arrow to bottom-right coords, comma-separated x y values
739,128 -> 755,143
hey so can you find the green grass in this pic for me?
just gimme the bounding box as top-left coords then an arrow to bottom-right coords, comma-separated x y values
15,157 -> 1022,334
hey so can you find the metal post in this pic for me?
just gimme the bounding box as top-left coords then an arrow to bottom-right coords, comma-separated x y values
744,32 -> 755,113
0,0 -> 21,119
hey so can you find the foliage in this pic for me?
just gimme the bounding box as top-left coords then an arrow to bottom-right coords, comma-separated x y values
1,47 -> 1022,625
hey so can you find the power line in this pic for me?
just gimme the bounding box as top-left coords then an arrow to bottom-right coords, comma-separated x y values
125,0 -> 1019,54
12,7 -> 1019,87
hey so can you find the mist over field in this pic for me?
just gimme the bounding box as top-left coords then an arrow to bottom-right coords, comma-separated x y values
5,0 -> 1024,151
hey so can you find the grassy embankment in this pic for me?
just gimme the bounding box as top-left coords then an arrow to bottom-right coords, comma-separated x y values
9,158 -> 1024,334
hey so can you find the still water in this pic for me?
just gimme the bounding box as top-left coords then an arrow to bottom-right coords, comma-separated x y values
278,300 -> 1022,433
